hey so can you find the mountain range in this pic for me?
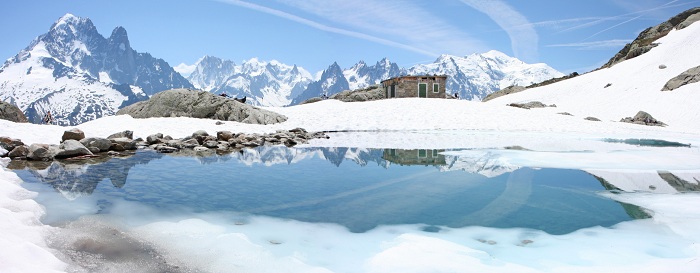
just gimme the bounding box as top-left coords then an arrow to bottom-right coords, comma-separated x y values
0,14 -> 191,125
0,13 -> 562,124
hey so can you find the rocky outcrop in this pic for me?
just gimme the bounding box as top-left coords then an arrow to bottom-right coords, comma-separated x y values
620,111 -> 666,126
301,85 -> 385,104
600,7 -> 700,69
116,89 -> 287,125
62,128 -> 85,141
482,86 -> 526,102
662,65 -> 700,91
0,101 -> 28,123
507,101 -> 555,109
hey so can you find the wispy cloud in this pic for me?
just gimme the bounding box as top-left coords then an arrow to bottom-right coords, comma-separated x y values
214,0 -> 488,60
458,0 -> 539,63
174,63 -> 196,76
547,39 -> 631,50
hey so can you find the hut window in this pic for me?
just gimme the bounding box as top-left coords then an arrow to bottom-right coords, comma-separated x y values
433,83 -> 439,93
418,149 -> 427,158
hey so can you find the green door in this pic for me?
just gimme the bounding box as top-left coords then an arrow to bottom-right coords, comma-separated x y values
419,83 -> 427,98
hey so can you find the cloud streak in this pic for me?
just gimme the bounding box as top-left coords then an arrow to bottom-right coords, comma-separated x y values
213,0 -> 441,58
458,0 -> 539,63
547,39 -> 632,50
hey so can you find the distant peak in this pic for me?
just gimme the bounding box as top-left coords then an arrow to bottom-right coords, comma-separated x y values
435,54 -> 456,63
59,13 -> 79,22
51,13 -> 91,29
481,50 -> 510,59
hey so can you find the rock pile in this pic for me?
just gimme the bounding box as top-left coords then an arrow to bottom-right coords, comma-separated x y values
620,111 -> 667,126
1,128 -> 329,160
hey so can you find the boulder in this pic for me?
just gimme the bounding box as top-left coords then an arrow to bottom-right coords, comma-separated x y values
181,139 -> 200,148
662,65 -> 700,91
217,131 -> 234,141
146,133 -> 163,144
620,111 -> 667,126
80,137 -> 112,152
116,89 -> 287,125
62,128 -> 85,141
507,101 -> 547,109
55,140 -> 93,158
110,137 -> 137,150
8,145 -> 29,159
0,101 -> 29,123
108,130 -> 133,140
27,144 -> 55,161
0,136 -> 24,151
585,117 -> 601,121
203,140 -> 219,149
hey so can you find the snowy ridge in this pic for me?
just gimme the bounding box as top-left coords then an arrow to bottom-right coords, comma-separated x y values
0,14 -> 191,125
188,56 -> 313,107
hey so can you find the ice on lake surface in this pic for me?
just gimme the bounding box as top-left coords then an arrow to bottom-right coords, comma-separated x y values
9,144 -> 700,273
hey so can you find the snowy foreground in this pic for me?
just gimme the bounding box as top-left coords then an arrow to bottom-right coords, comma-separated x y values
2,22 -> 700,273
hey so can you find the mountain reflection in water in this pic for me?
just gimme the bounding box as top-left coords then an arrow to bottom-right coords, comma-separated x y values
11,146 -> 665,234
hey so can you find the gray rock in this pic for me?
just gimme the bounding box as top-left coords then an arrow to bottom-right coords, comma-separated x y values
507,101 -> 547,109
482,86 -> 526,102
8,145 -> 29,159
330,85 -> 385,102
146,133 -> 163,144
659,64 -> 667,69
55,139 -> 93,158
181,139 -> 200,148
193,146 -> 209,152
0,101 -> 29,123
585,117 -> 601,121
116,89 -> 287,125
111,143 -> 125,151
110,137 -> 137,150
108,130 -> 133,140
203,140 -> 219,148
217,131 -> 234,141
27,144 -> 55,161
0,136 -> 24,151
558,112 -> 573,116
157,146 -> 178,153
80,137 -> 112,152
662,65 -> 700,91
620,111 -> 667,126
62,128 -> 85,141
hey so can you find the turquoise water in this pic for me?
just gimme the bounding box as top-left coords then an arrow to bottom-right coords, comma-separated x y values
14,147 -> 645,234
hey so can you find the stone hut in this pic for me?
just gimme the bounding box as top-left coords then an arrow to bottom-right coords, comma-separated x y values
381,75 -> 447,99
383,149 -> 446,166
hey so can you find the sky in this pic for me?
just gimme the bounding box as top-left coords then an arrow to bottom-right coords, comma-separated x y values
1,0 -> 698,75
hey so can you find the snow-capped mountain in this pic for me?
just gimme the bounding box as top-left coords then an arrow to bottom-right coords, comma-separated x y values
187,56 -> 313,107
291,62 -> 349,105
294,51 -> 562,104
0,14 -> 192,125
408,50 -> 564,101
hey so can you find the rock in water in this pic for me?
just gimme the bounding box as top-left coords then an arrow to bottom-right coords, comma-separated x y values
116,89 -> 287,125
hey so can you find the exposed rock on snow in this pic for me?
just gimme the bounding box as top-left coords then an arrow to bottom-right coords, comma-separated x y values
600,7 -> 700,69
0,101 -> 28,123
116,89 -> 287,125
661,65 -> 700,91
585,117 -> 601,121
482,85 -> 526,102
620,111 -> 666,126
62,128 -> 85,141
507,101 -> 549,109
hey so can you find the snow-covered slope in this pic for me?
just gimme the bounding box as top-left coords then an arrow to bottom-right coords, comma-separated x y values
187,56 -> 313,107
0,14 -> 192,125
486,22 -> 700,133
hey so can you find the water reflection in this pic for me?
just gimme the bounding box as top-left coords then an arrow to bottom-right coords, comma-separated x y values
13,146 -> 688,234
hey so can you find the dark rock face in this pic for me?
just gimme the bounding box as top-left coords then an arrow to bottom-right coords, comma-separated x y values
620,111 -> 667,126
0,101 -> 28,123
662,65 -> 700,91
292,62 -> 349,105
600,7 -> 700,69
117,89 -> 287,125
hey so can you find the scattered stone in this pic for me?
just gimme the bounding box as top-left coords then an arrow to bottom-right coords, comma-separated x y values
649,185 -> 657,190
108,130 -> 133,140
146,133 -> 163,145
659,64 -> 667,69
8,145 -> 29,159
0,136 -> 24,152
55,139 -> 93,159
604,83 -> 612,88
203,140 -> 219,149
215,121 -> 225,125
181,139 -> 200,149
157,146 -> 178,153
620,111 -> 666,126
585,117 -> 601,121
518,239 -> 534,246
80,137 -> 112,152
477,239 -> 497,245
558,112 -> 573,116
110,137 -> 137,150
217,131 -> 234,141
27,144 -> 56,161
107,151 -> 122,156
62,128 -> 85,141
193,146 -> 209,152
507,101 -> 547,109
661,65 -> 700,91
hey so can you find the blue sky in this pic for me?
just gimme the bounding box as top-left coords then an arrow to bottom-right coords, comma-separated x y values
1,0 -> 698,75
